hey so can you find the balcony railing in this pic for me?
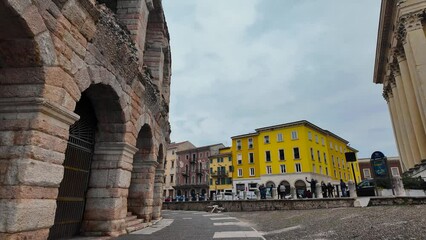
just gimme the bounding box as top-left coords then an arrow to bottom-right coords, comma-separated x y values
210,170 -> 228,177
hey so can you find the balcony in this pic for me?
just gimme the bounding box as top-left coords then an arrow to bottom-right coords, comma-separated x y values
210,170 -> 228,177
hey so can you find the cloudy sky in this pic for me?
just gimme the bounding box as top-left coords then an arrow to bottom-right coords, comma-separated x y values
162,0 -> 397,158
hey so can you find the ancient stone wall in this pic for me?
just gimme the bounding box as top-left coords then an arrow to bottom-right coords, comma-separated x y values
0,0 -> 170,238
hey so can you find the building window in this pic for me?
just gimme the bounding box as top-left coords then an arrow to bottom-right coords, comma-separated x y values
325,167 -> 328,175
291,131 -> 298,140
315,135 -> 318,143
329,142 -> 333,149
277,133 -> 283,142
163,176 -> 166,183
264,135 -> 270,144
171,161 -> 174,168
391,167 -> 400,176
237,154 -> 242,165
280,164 -> 286,173
186,154 -> 189,159
321,137 -> 325,146
279,149 -> 285,161
265,151 -> 271,162
200,152 -> 203,158
310,148 -> 314,160
295,163 -> 302,172
249,167 -> 255,176
308,131 -> 312,140
317,150 -> 321,162
249,152 -> 254,164
337,157 -> 340,167
340,146 -> 343,153
237,140 -> 242,150
293,147 -> 300,159
172,150 -> 175,155
266,166 -> 272,174
363,168 -> 371,178
238,168 -> 243,177
170,174 -> 174,183
323,153 -> 327,164
248,138 -> 253,149
332,155 -> 335,166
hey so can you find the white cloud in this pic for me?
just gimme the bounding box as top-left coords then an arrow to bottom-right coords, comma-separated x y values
163,0 -> 397,158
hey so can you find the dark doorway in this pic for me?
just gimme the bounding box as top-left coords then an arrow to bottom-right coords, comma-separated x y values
49,95 -> 97,239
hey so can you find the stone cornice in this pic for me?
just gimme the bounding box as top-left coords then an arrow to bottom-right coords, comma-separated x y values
0,97 -> 79,125
94,142 -> 139,158
400,10 -> 424,32
390,62 -> 401,77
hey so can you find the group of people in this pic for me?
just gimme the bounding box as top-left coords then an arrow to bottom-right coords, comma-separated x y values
305,177 -> 348,198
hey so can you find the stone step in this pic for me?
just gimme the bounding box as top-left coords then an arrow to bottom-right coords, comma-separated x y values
126,222 -> 152,234
125,215 -> 138,222
126,218 -> 144,228
127,212 -> 132,217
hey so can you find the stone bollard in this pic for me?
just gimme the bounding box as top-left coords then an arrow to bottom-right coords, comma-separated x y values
196,194 -> 199,201
316,183 -> 323,198
348,180 -> 357,198
393,176 -> 406,196
291,186 -> 297,199
213,193 -> 217,200
273,188 -> 278,199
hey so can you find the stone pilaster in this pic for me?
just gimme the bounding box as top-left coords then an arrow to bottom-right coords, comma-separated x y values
128,160 -> 158,222
152,168 -> 164,220
398,12 -> 426,132
82,142 -> 138,237
0,97 -> 78,239
394,47 -> 426,162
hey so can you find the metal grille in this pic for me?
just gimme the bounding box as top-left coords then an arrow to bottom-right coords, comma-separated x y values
49,96 -> 96,239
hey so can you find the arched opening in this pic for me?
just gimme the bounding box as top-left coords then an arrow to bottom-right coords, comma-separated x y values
280,180 -> 291,195
265,181 -> 275,198
96,0 -> 118,13
49,94 -> 97,239
128,124 -> 155,220
295,180 -> 307,199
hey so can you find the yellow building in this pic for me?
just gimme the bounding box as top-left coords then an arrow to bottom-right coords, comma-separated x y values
208,147 -> 233,199
231,120 -> 361,198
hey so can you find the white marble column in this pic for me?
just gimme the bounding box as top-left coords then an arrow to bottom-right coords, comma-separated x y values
390,77 -> 414,166
399,12 -> 426,132
395,47 -> 426,162
392,66 -> 420,167
385,86 -> 409,170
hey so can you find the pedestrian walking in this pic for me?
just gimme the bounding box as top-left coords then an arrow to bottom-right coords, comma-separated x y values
321,181 -> 327,198
279,184 -> 286,199
327,182 -> 334,197
340,179 -> 347,197
259,184 -> 267,199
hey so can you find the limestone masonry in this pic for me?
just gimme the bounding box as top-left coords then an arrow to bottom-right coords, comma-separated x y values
0,0 -> 171,238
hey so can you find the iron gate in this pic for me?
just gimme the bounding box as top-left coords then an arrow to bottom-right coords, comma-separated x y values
49,97 -> 97,239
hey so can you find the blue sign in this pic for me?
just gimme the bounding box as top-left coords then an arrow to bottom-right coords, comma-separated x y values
370,151 -> 387,178
371,151 -> 385,160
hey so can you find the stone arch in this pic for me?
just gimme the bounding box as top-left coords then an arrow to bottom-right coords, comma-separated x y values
71,83 -> 130,236
279,180 -> 291,195
295,180 -> 307,198
97,0 -> 118,13
128,123 -> 157,221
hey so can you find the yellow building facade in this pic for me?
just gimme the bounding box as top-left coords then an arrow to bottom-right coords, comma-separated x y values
208,147 -> 233,199
231,120 -> 361,197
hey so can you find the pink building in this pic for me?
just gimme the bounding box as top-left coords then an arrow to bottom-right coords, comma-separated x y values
175,143 -> 224,199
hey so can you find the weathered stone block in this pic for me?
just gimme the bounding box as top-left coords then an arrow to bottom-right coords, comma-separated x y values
4,158 -> 64,186
0,199 -> 56,232
84,197 -> 127,220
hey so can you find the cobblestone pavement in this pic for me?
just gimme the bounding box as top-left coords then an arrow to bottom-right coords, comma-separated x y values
227,205 -> 426,240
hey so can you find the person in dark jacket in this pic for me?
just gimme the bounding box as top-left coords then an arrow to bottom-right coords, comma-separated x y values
327,182 -> 334,197
321,181 -> 327,198
306,177 -> 317,198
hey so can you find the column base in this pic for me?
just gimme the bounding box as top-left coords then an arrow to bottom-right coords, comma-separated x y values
0,228 -> 49,240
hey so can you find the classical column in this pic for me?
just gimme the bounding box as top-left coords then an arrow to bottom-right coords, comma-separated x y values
392,64 -> 421,167
389,76 -> 414,168
128,160 -> 158,222
394,47 -> 426,162
152,168 -> 165,220
398,12 -> 426,131
385,86 -> 409,170
83,142 -> 138,236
